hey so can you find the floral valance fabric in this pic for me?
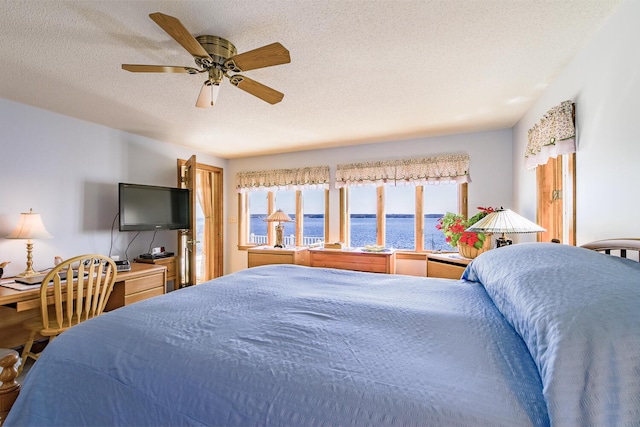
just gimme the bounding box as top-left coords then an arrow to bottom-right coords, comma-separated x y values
335,154 -> 471,188
525,100 -> 576,170
236,166 -> 330,193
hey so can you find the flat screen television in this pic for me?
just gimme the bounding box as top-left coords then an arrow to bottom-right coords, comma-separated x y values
119,183 -> 191,231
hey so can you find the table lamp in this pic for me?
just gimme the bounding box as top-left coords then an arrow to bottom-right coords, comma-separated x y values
465,208 -> 545,248
6,208 -> 53,277
265,209 -> 293,248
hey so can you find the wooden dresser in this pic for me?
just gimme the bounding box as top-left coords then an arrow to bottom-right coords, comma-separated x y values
309,248 -> 396,274
248,246 -> 309,268
426,253 -> 471,279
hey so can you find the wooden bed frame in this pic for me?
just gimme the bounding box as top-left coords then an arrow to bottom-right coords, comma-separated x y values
1,238 -> 639,421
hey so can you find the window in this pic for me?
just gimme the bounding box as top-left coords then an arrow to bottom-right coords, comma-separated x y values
526,100 -> 576,245
423,184 -> 459,251
336,154 -> 471,252
302,189 -> 326,246
385,186 -> 415,250
236,166 -> 330,249
349,186 -> 378,247
342,183 -> 466,251
248,192 -> 269,245
274,190 -> 296,246
239,189 -> 329,248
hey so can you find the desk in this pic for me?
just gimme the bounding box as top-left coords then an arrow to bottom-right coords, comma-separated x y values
0,263 -> 166,349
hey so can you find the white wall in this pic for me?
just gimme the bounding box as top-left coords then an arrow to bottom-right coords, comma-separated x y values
0,99 -> 226,278
512,0 -> 640,245
226,129 -> 513,273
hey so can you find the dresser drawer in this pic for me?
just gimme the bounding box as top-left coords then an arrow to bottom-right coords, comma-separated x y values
247,247 -> 309,268
426,253 -> 471,279
135,257 -> 176,283
427,260 -> 466,279
105,264 -> 166,311
124,273 -> 165,294
124,286 -> 165,305
249,253 -> 295,266
309,250 -> 395,274
311,255 -> 385,272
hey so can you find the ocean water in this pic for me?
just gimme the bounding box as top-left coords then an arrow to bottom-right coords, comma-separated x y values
250,215 -> 452,251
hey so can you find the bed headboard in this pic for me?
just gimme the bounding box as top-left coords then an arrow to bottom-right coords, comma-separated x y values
581,238 -> 640,262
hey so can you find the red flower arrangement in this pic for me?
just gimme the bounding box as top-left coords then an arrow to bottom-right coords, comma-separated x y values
436,207 -> 496,250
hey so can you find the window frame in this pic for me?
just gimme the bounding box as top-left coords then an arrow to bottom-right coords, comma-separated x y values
340,183 -> 467,252
238,189 -> 329,249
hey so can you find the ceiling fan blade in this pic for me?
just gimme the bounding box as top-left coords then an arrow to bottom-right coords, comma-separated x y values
149,12 -> 211,60
224,42 -> 290,72
229,75 -> 284,105
122,64 -> 197,73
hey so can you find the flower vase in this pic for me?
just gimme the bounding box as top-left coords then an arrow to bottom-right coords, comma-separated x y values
457,234 -> 492,259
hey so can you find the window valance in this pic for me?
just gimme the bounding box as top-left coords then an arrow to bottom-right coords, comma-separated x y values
335,154 -> 471,188
525,100 -> 575,170
236,166 -> 330,193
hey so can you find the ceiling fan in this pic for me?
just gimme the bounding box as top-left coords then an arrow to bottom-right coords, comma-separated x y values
122,12 -> 290,108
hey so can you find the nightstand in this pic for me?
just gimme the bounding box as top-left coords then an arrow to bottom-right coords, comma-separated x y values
426,253 -> 471,279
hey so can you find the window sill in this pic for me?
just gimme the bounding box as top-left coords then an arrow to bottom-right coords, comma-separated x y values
237,244 -> 259,251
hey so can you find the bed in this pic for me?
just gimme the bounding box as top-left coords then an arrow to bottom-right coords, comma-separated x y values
5,241 -> 640,426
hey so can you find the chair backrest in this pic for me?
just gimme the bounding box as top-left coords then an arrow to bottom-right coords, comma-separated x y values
38,254 -> 117,332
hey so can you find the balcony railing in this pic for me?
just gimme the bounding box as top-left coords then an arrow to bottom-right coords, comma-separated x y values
250,234 -> 323,247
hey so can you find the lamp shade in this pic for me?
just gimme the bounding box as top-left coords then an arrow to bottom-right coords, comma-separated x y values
466,209 -> 546,234
265,209 -> 293,223
6,209 -> 53,277
6,209 -> 53,240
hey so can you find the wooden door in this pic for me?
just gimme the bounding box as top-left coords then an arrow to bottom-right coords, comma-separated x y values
177,155 -> 197,287
195,164 -> 224,282
536,153 -> 575,244
178,157 -> 224,284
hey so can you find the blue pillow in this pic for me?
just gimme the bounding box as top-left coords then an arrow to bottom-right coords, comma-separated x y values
463,243 -> 640,426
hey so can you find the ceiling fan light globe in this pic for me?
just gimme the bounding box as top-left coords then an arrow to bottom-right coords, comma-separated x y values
196,82 -> 220,108
211,83 -> 220,106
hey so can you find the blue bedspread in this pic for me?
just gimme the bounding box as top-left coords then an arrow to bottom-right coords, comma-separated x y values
6,264 -> 548,426
463,243 -> 640,426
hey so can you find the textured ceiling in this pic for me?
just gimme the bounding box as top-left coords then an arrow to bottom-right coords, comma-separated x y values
1,0 -> 620,159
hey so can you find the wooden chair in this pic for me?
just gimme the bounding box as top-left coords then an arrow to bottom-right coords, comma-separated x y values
17,254 -> 117,375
